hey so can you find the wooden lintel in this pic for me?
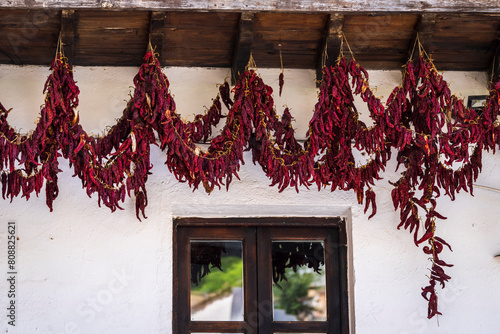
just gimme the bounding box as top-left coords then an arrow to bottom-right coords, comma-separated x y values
316,13 -> 344,87
149,11 -> 167,57
3,0 -> 500,13
231,12 -> 254,85
409,13 -> 437,60
60,9 -> 78,65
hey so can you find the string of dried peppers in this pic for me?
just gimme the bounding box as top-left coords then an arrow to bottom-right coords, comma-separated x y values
0,47 -> 499,319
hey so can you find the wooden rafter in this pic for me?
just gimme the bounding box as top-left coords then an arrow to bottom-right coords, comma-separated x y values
491,24 -> 500,81
60,9 -> 78,65
231,12 -> 254,85
316,13 -> 344,87
149,11 -> 166,57
408,13 -> 437,60
3,0 -> 500,13
493,46 -> 500,80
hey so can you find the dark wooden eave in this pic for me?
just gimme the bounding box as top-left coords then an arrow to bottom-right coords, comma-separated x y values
0,3 -> 499,79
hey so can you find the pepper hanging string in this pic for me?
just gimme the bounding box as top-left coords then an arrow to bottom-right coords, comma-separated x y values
0,43 -> 500,319
278,44 -> 284,97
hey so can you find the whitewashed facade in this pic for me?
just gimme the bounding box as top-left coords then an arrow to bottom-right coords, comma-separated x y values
0,65 -> 499,333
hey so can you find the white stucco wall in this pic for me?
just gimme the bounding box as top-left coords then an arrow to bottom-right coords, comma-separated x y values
0,64 -> 499,334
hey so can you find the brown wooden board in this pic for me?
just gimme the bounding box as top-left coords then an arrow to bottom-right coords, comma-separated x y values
0,9 -> 60,65
73,10 -> 150,66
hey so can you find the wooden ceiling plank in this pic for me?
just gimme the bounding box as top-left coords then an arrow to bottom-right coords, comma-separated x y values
254,12 -> 327,30
60,9 -> 78,65
231,12 -> 255,85
316,13 -> 344,87
165,12 -> 240,29
149,11 -> 167,57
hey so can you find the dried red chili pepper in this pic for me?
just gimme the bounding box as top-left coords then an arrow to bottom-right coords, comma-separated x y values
278,72 -> 284,97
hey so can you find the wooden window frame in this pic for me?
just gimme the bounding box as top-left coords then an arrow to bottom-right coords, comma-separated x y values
173,217 -> 349,334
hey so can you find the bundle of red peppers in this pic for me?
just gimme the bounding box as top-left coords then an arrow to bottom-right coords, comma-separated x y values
384,55 -> 497,318
0,48 -> 499,319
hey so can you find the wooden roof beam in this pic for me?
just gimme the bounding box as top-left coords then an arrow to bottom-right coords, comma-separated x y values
231,12 -> 254,85
492,46 -> 500,82
149,11 -> 166,57
60,9 -> 78,65
3,0 -> 500,13
409,13 -> 437,60
490,24 -> 500,82
316,13 -> 344,87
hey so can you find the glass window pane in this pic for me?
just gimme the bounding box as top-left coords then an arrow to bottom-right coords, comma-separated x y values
190,241 -> 244,321
272,241 -> 326,321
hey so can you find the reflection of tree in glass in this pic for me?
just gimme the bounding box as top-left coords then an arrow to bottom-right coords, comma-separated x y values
272,242 -> 326,320
274,267 -> 323,320
191,256 -> 243,295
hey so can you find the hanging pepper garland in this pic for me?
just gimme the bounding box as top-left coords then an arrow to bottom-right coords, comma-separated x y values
0,47 -> 227,220
384,52 -> 478,318
305,56 -> 390,217
0,47 -> 389,216
0,41 -> 499,319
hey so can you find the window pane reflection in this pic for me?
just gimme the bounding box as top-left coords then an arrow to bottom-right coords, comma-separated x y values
190,241 -> 244,321
272,241 -> 326,321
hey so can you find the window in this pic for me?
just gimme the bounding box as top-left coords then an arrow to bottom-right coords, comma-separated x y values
173,217 -> 349,334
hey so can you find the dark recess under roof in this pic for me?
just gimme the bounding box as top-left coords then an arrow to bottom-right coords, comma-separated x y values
0,8 -> 499,82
